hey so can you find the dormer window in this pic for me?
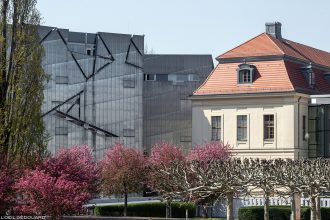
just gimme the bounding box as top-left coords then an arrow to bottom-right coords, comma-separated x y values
301,64 -> 315,88
237,64 -> 256,84
324,73 -> 330,84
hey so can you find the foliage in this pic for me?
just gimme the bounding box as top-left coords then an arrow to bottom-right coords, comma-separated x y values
154,157 -> 330,220
0,166 -> 17,214
187,141 -> 231,162
94,201 -> 196,218
0,0 -> 48,169
147,142 -> 186,200
238,206 -> 330,220
149,141 -> 185,166
101,143 -> 146,196
14,146 -> 99,218
100,143 -> 146,216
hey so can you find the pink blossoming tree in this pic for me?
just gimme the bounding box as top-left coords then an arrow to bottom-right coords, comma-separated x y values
148,142 -> 186,218
0,167 -> 15,214
14,145 -> 99,219
100,143 -> 146,216
187,141 -> 231,162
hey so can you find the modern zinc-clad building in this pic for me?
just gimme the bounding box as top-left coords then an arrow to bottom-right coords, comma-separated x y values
39,26 -> 144,159
39,26 -> 214,157
143,54 -> 214,153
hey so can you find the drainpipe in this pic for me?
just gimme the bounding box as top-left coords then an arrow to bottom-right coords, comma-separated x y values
297,97 -> 302,159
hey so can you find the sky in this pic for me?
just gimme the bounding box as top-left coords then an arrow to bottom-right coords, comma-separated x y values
37,0 -> 330,61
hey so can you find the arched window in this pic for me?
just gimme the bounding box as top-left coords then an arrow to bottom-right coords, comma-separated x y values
237,64 -> 256,84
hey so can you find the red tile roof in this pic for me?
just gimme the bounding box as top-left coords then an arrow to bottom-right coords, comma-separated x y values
194,32 -> 330,96
218,33 -> 330,69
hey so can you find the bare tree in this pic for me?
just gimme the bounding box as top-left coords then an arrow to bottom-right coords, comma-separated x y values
276,159 -> 303,220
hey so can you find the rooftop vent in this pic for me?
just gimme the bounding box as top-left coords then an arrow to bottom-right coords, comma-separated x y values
265,22 -> 282,39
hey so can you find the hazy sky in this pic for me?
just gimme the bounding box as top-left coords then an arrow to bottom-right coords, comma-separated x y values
37,0 -> 330,60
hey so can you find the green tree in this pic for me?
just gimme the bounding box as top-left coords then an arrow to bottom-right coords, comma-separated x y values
0,0 -> 48,169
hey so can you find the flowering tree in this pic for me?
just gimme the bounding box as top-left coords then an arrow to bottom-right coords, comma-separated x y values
101,143 -> 146,216
148,142 -> 186,218
0,167 -> 15,214
187,141 -> 231,162
187,141 -> 234,220
15,145 -> 99,219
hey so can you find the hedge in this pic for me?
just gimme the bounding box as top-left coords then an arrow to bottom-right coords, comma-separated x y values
238,206 -> 330,220
94,201 -> 196,218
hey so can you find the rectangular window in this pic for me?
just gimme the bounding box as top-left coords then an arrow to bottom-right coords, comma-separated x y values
156,74 -> 168,81
123,129 -> 135,137
238,69 -> 252,84
55,76 -> 69,84
144,74 -> 156,81
180,136 -> 192,142
211,116 -> 221,141
303,115 -> 306,141
264,115 -> 274,141
86,48 -> 94,56
123,79 -> 135,88
176,74 -> 189,82
189,74 -> 199,81
55,127 -> 68,135
237,115 -> 247,141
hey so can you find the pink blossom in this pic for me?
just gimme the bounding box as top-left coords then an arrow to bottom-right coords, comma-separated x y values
148,142 -> 185,166
101,143 -> 146,195
187,141 -> 232,162
14,145 -> 99,218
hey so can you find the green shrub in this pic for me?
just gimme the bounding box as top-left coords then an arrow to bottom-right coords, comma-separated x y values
94,201 -> 196,218
238,206 -> 311,220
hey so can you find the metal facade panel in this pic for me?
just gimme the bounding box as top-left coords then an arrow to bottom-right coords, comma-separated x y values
143,55 -> 214,152
41,27 -> 144,160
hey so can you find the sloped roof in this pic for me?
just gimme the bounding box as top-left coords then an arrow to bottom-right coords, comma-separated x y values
194,32 -> 330,96
218,33 -> 330,69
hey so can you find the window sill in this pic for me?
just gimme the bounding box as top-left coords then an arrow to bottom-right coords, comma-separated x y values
263,140 -> 274,144
237,140 -> 247,144
237,83 -> 252,86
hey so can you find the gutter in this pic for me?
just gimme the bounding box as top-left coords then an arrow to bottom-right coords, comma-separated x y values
190,91 -> 309,100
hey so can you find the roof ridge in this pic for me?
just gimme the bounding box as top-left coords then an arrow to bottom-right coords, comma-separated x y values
265,33 -> 285,55
285,38 -> 330,55
217,33 -> 266,59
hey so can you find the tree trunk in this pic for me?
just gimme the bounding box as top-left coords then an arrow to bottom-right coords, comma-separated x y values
291,194 -> 296,220
124,193 -> 128,217
185,208 -> 189,220
291,192 -> 301,220
311,196 -> 316,220
169,201 -> 172,218
315,196 -> 321,220
226,192 -> 234,220
264,192 -> 270,220
166,200 -> 171,218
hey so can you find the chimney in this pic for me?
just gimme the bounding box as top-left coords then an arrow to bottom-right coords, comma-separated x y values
265,22 -> 282,39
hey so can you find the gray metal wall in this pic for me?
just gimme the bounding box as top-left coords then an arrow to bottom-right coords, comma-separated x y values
143,55 -> 214,153
39,26 -> 144,160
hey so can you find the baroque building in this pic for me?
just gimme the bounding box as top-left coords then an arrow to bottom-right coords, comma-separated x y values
192,22 -> 330,159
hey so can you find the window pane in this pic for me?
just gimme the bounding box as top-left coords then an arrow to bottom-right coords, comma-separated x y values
264,115 -> 274,140
211,116 -> 221,141
156,74 -> 168,81
177,74 -> 189,82
303,115 -> 306,140
238,69 -> 252,84
55,76 -> 69,84
237,115 -> 247,141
